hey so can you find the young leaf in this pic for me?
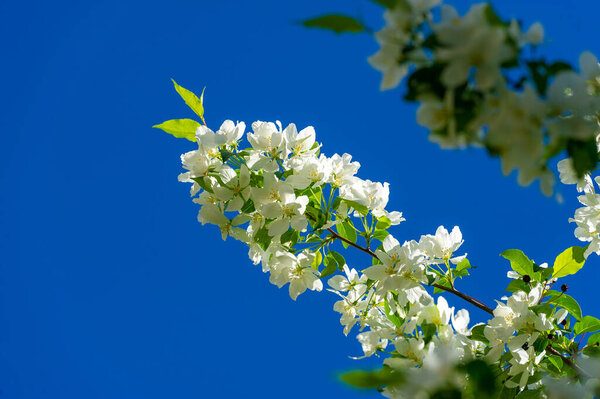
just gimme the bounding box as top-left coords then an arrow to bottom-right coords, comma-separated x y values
574,315 -> 600,336
553,246 -> 585,278
545,290 -> 582,321
153,119 -> 200,141
586,331 -> 600,347
337,220 -> 357,248
375,215 -> 391,230
311,250 -> 323,269
342,199 -> 369,217
302,15 -> 365,34
320,252 -> 338,279
329,250 -> 346,271
505,279 -> 530,293
546,355 -> 563,374
500,249 -> 534,276
373,229 -> 389,242
567,138 -> 598,178
172,79 -> 205,121
468,324 -> 489,345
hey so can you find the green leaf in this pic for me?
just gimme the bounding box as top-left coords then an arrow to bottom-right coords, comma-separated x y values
483,4 -> 505,26
583,345 -> 600,356
342,199 -> 369,217
548,61 -> 573,76
368,0 -> 400,8
254,227 -> 272,251
501,249 -> 534,276
321,252 -> 338,279
505,279 -> 530,293
468,324 -> 489,345
464,360 -> 496,395
171,79 -> 205,121
530,304 -> 553,316
545,291 -> 582,321
153,119 -> 199,141
421,323 -> 436,344
311,250 -> 323,269
574,316 -> 600,336
456,258 -> 472,272
433,277 -> 452,294
375,215 -> 391,231
281,229 -> 299,246
240,198 -> 255,214
383,301 -> 403,327
330,196 -> 342,211
515,390 -> 541,399
191,176 -> 214,193
339,366 -> 404,389
539,266 -> 554,281
587,332 -> 600,346
373,229 -> 390,242
567,138 -> 599,178
302,14 -> 365,34
337,220 -> 357,248
546,355 -> 563,374
329,250 -> 346,271
553,246 -> 585,278
533,336 -> 549,353
219,148 -> 234,162
404,64 -> 446,102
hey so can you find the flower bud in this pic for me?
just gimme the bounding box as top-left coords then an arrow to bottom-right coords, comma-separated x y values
522,275 -> 531,283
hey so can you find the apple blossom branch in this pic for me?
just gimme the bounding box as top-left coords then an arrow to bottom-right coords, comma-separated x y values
326,225 -> 587,379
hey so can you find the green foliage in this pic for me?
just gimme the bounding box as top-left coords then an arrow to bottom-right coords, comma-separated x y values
336,220 -> 357,248
153,119 -> 200,141
526,60 -> 572,96
500,249 -> 534,276
368,0 -> 401,9
321,250 -> 345,279
342,199 -> 369,217
574,315 -> 600,336
552,246 -> 585,278
281,229 -> 299,247
375,215 -> 392,230
373,229 -> 390,242
405,64 -> 446,102
254,227 -> 273,251
505,279 -> 530,293
172,79 -> 205,121
339,366 -> 404,389
463,360 -> 497,396
302,15 -> 365,34
453,258 -> 472,279
567,138 -> 599,178
483,4 -> 505,27
311,249 -> 323,269
468,324 -> 489,345
545,290 -> 582,321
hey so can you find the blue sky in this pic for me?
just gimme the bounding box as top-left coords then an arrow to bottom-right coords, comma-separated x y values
2,0 -> 600,397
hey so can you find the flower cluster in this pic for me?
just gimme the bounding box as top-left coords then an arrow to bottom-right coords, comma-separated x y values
178,118 -> 403,300
367,1 -> 600,195
560,160 -> 600,257
156,79 -> 600,398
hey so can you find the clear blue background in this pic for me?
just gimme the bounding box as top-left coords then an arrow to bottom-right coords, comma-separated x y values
1,0 -> 599,397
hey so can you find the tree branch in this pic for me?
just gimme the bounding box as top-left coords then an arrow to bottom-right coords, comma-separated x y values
326,226 -> 494,315
322,219 -> 585,378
